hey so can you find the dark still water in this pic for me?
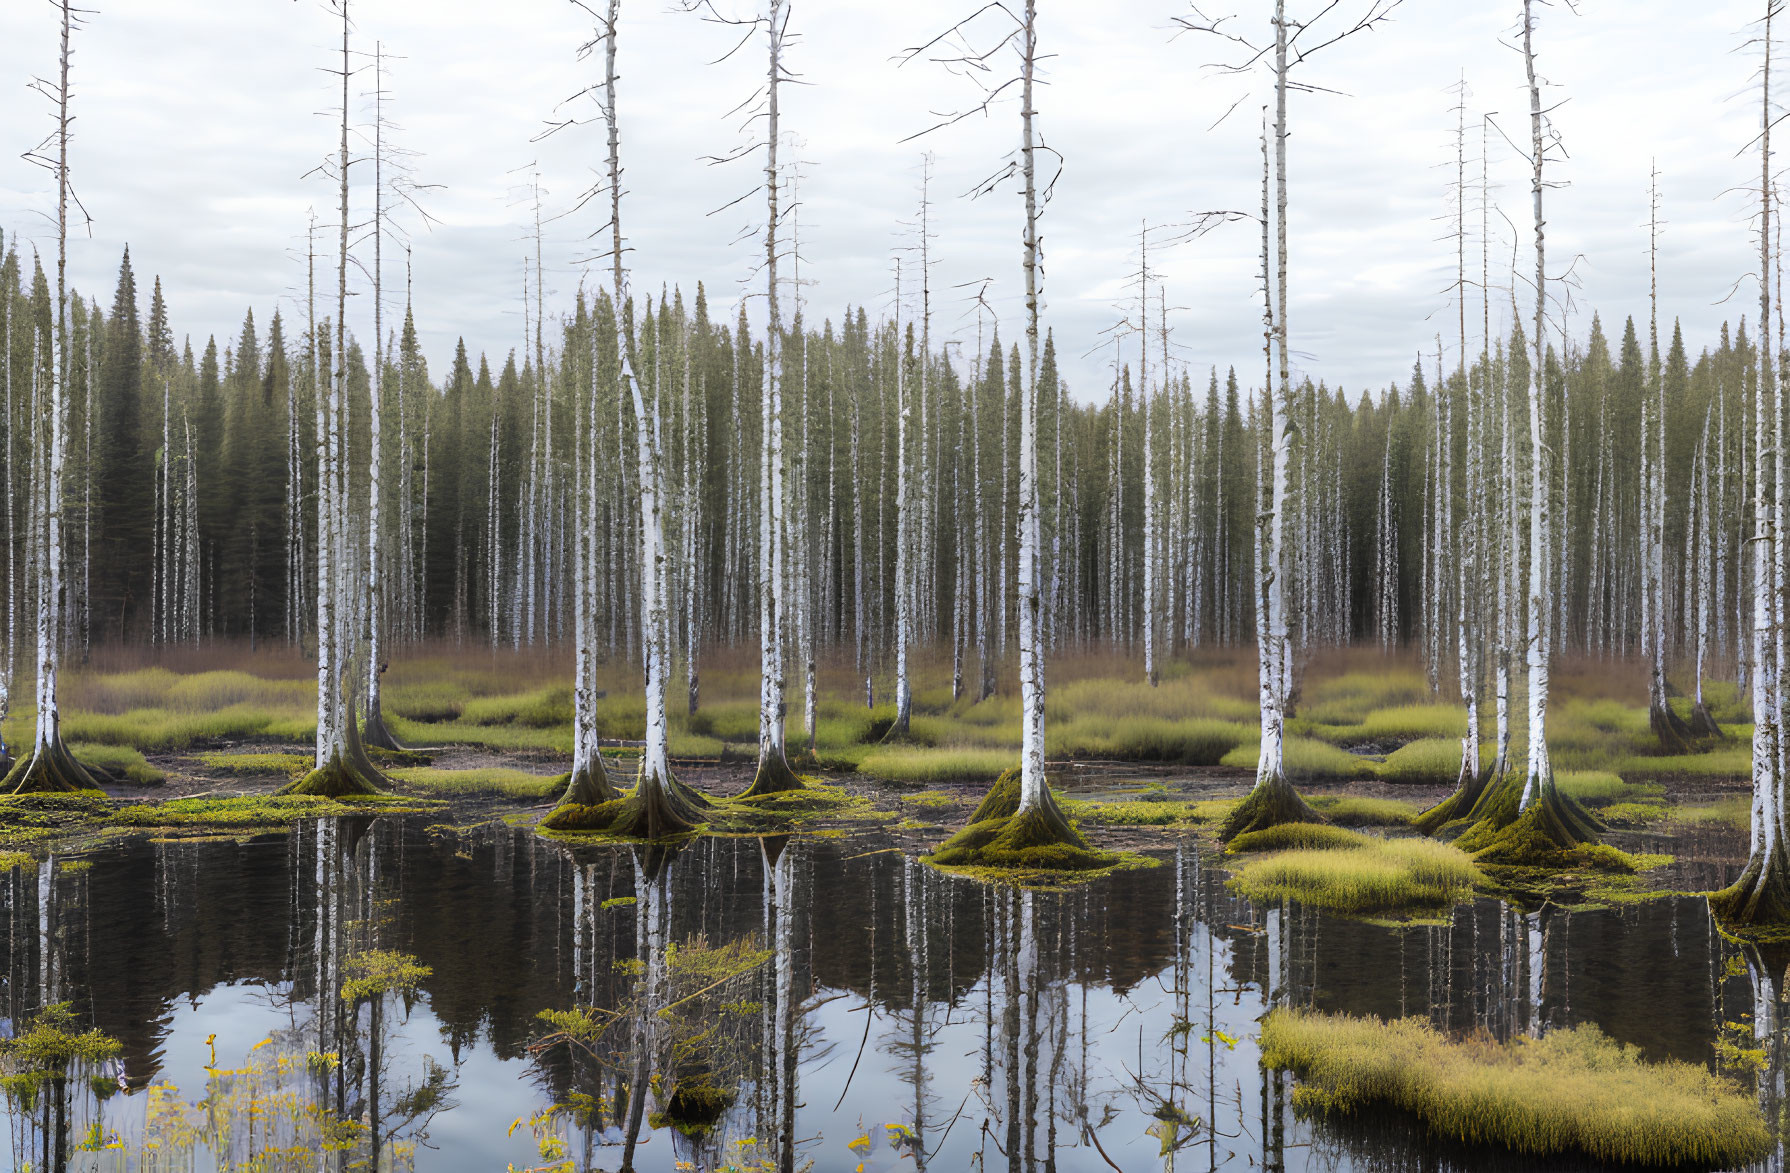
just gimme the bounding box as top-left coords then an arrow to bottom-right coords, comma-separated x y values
0,814 -> 1770,1172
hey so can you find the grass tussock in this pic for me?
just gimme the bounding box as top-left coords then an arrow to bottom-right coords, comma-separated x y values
1673,796 -> 1750,828
1307,795 -> 1417,826
1260,1008 -> 1769,1168
67,744 -> 164,786
1220,737 -> 1377,780
1373,738 -> 1464,784
1228,829 -> 1482,913
194,751 -> 312,778
1065,794 -> 1232,827
390,766 -> 562,801
855,746 -> 1012,784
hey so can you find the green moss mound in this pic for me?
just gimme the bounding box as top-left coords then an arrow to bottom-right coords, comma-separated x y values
968,767 -> 1023,823
1260,1008 -> 1768,1168
1307,796 -> 1417,827
280,752 -> 384,799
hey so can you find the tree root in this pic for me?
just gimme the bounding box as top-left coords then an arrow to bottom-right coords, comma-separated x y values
1687,701 -> 1726,742
1649,698 -> 1696,755
280,750 -> 385,798
361,698 -> 411,753
555,755 -> 619,808
738,748 -> 805,799
931,767 -> 1112,871
1455,775 -> 1602,863
1710,834 -> 1790,928
542,762 -> 703,839
1414,759 -> 1492,836
1219,770 -> 1323,842
281,710 -> 387,797
2,735 -> 106,794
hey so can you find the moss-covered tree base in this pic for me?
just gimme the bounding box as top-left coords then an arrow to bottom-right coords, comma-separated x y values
554,757 -> 620,808
737,749 -> 805,799
931,769 -> 1114,872
541,767 -> 703,839
1456,772 -> 1602,862
1688,701 -> 1726,742
1709,847 -> 1790,931
1649,699 -> 1696,755
1219,772 -> 1324,842
2,737 -> 106,795
1413,761 -> 1491,836
1455,797 -> 1605,869
279,751 -> 385,798
360,702 -> 411,753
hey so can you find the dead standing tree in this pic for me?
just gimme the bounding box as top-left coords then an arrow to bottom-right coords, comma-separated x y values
1177,0 -> 1402,840
904,1 -> 1109,867
7,0 -> 105,793
541,0 -> 713,836
1457,0 -> 1601,855
678,0 -> 809,798
284,0 -> 388,798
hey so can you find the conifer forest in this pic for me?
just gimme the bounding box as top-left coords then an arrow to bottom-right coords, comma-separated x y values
5,0 -> 1790,1169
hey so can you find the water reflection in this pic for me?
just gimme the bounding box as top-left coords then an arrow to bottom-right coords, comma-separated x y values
0,814 -> 1775,1171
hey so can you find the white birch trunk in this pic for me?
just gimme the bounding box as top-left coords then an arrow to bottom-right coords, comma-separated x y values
1518,0 -> 1555,808
1016,0 -> 1047,810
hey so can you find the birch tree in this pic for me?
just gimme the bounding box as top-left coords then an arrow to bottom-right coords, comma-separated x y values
1460,0 -> 1597,850
7,0 -> 103,794
1179,0 -> 1401,840
1715,0 -> 1790,924
905,0 -> 1092,862
284,0 -> 386,798
559,0 -> 711,835
735,0 -> 806,797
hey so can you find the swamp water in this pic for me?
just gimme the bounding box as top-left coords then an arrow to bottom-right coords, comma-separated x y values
0,812 -> 1774,1172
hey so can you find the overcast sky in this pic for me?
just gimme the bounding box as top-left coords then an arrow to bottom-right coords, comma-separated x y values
0,0 -> 1769,401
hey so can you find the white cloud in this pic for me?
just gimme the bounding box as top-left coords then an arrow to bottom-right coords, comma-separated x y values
0,0 -> 1767,400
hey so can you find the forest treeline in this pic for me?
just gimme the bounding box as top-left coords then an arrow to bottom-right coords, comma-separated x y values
0,234 -> 1749,693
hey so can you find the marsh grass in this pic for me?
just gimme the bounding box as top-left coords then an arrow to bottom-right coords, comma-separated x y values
1221,737 -> 1376,780
1554,771 -> 1659,806
390,767 -> 562,801
1673,796 -> 1750,828
1260,1008 -> 1768,1167
66,744 -> 164,786
855,746 -> 1013,784
193,752 -> 311,778
1065,795 -> 1232,826
1373,739 -> 1463,784
1306,796 -> 1417,826
1228,827 -> 1481,913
